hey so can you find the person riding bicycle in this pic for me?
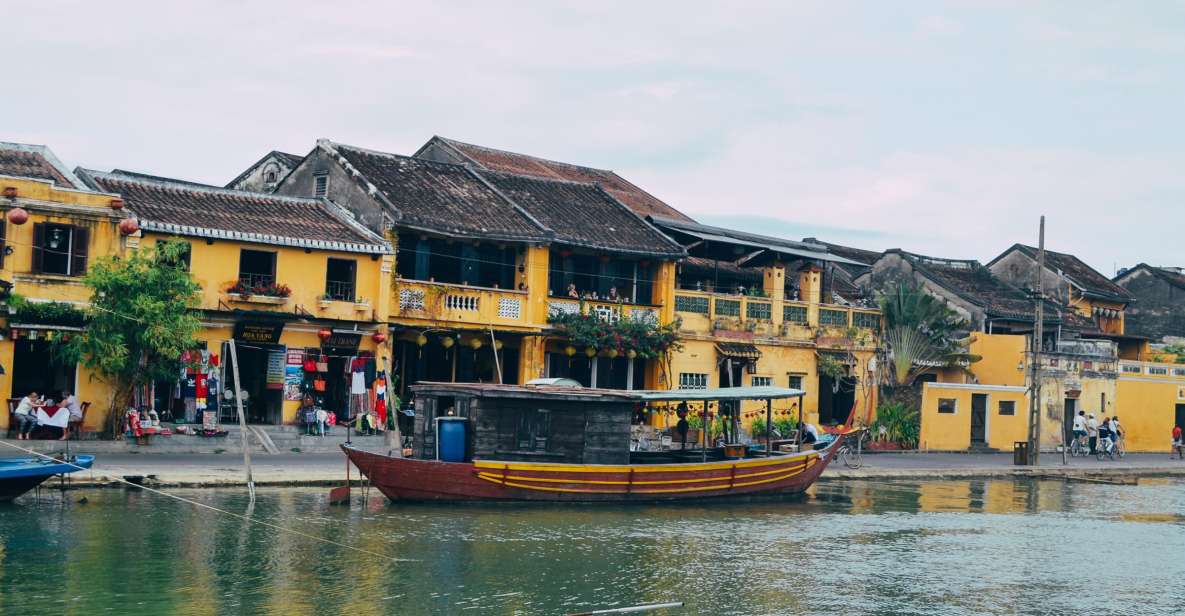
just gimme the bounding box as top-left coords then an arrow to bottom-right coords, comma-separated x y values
1111,416 -> 1124,454
1071,410 -> 1088,449
1097,417 -> 1114,456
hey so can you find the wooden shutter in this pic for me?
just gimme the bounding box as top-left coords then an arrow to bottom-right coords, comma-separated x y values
70,226 -> 89,276
31,223 -> 45,273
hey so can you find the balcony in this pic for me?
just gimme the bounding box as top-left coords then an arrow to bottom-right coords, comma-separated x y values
395,280 -> 528,327
672,290 -> 880,344
1050,339 -> 1117,360
1119,360 -> 1185,379
546,297 -> 659,325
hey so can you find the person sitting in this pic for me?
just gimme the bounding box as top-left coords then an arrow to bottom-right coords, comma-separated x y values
36,399 -> 70,440
61,390 -> 83,441
567,283 -> 579,298
14,391 -> 39,441
607,287 -> 620,302
801,422 -> 819,444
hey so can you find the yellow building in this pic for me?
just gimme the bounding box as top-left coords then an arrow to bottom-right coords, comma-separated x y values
0,143 -> 128,432
78,169 -> 393,427
1116,359 -> 1185,452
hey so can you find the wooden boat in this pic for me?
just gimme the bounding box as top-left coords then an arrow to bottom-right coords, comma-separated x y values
343,383 -> 845,503
0,454 -> 94,502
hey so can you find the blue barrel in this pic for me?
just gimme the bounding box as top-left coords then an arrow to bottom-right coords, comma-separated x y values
437,417 -> 467,462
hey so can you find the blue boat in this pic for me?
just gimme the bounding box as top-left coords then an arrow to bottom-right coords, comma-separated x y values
0,455 -> 95,502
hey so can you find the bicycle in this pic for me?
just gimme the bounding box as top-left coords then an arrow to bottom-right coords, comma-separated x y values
837,430 -> 868,470
1096,437 -> 1117,461
1068,435 -> 1090,457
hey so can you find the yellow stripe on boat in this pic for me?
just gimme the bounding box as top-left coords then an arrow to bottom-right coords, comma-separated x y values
472,453 -> 818,474
474,460 -> 811,486
474,458 -> 818,494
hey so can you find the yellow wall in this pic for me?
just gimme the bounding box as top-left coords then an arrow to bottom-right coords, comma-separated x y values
968,333 -> 1027,386
1116,362 -> 1185,452
919,383 -> 1028,451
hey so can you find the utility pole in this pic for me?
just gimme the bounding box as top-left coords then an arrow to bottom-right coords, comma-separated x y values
1027,217 -> 1045,466
227,339 -> 256,501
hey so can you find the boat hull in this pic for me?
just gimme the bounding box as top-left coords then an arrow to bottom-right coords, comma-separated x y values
343,442 -> 839,503
0,455 -> 95,502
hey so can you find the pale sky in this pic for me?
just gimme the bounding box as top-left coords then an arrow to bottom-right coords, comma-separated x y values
4,1 -> 1182,275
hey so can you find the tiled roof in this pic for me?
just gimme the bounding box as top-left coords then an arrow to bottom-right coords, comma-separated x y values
895,251 -> 1045,321
425,136 -> 694,222
0,142 -> 81,189
1121,263 -> 1185,291
77,169 -> 389,254
225,150 -> 305,189
681,256 -> 762,282
475,169 -> 684,257
324,141 -> 550,242
1000,244 -> 1132,302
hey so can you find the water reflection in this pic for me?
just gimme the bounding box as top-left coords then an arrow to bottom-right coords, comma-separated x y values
0,478 -> 1182,615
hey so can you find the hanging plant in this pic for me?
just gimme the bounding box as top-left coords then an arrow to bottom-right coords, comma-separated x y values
548,310 -> 681,360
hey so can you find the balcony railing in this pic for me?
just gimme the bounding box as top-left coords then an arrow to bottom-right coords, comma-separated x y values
672,289 -> 881,342
546,298 -> 658,324
394,280 -> 526,326
324,280 -> 355,302
238,273 -> 275,288
1051,339 -> 1117,360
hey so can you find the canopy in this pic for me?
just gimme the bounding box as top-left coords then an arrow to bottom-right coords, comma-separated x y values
716,342 -> 762,360
633,386 -> 804,402
651,215 -> 865,267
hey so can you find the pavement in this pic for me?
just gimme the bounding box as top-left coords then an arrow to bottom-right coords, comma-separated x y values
31,449 -> 1185,489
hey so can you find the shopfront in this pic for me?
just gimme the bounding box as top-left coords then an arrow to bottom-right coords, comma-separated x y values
222,320 -> 287,424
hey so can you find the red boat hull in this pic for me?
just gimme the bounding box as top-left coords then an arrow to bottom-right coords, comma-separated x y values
342,441 -> 840,503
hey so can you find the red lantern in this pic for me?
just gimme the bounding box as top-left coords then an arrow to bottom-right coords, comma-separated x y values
109,198 -> 125,210
318,328 -> 333,341
118,218 -> 140,235
372,331 -> 388,343
6,207 -> 28,225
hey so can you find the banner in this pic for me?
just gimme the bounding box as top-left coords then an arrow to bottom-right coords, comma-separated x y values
266,349 -> 285,390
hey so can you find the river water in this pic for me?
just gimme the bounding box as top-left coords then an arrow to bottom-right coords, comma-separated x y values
1,478 -> 1182,615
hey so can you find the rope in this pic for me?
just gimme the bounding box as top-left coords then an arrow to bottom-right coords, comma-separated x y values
0,439 -> 407,562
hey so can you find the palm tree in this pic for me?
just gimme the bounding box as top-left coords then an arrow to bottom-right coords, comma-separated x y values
879,282 -> 972,386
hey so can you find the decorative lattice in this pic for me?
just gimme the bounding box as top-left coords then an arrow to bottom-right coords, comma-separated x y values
497,297 -> 522,320
714,298 -> 740,317
674,295 -> 709,315
548,301 -> 581,317
746,301 -> 771,320
399,288 -> 424,311
783,305 -> 808,325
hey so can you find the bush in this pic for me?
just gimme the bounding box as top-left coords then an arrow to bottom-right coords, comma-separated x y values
871,402 -> 919,448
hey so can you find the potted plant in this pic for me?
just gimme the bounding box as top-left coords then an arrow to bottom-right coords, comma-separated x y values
318,293 -> 333,308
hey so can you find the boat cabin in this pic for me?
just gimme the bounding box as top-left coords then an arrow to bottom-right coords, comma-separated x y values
408,382 -> 807,465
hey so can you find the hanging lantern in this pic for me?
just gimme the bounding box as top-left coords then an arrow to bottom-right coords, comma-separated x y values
441,336 -> 455,349
372,331 -> 388,344
118,218 -> 140,235
469,337 -> 483,350
416,333 -> 428,347
318,328 -> 333,341
606,348 -> 619,359
494,340 -> 504,351
2,186 -> 17,199
109,198 -> 125,210
626,349 -> 637,359
564,345 -> 576,357
6,207 -> 29,225
599,254 -> 611,263
584,346 -> 597,358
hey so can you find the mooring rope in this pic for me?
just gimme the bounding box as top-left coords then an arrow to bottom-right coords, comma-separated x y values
0,440 -> 408,562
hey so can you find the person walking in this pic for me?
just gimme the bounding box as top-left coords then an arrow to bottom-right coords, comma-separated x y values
1087,413 -> 1099,454
1172,424 -> 1184,460
1111,416 -> 1124,455
61,390 -> 82,441
1071,410 -> 1088,449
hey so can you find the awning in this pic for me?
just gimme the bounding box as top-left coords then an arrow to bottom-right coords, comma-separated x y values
637,386 -> 804,401
716,342 -> 762,360
651,215 -> 866,267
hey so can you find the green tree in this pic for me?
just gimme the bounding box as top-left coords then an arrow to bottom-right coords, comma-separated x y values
879,281 -> 973,386
59,240 -> 202,435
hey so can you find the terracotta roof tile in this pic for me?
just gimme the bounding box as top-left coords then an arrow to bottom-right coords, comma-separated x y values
327,142 -> 549,242
432,137 -> 694,222
78,169 -> 388,253
476,170 -> 684,257
0,142 -> 80,189
1008,244 -> 1132,302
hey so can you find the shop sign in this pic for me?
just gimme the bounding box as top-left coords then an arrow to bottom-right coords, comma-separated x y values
233,321 -> 285,344
284,350 -> 304,401
324,332 -> 362,350
266,349 -> 285,390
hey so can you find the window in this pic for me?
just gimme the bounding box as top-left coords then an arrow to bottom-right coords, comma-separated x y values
998,400 -> 1016,416
679,373 -> 709,390
675,295 -> 710,315
788,374 -> 804,390
325,258 -> 357,302
1174,368 -> 1185,377
313,174 -> 328,198
819,308 -> 849,326
751,376 -> 772,387
1148,366 -> 1169,375
938,398 -> 957,414
32,223 -> 88,276
515,409 -> 551,451
1121,364 -> 1141,374
238,249 -> 277,288
783,305 -> 808,325
263,163 -> 279,184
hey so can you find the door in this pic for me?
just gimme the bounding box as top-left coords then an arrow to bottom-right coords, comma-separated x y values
970,394 -> 987,444
1176,404 -> 1185,433
1064,399 -> 1077,445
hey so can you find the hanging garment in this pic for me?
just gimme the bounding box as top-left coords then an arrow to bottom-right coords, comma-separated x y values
195,373 -> 209,410
350,371 -> 366,395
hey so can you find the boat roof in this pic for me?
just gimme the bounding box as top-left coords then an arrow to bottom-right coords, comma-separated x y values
410,383 -> 806,402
